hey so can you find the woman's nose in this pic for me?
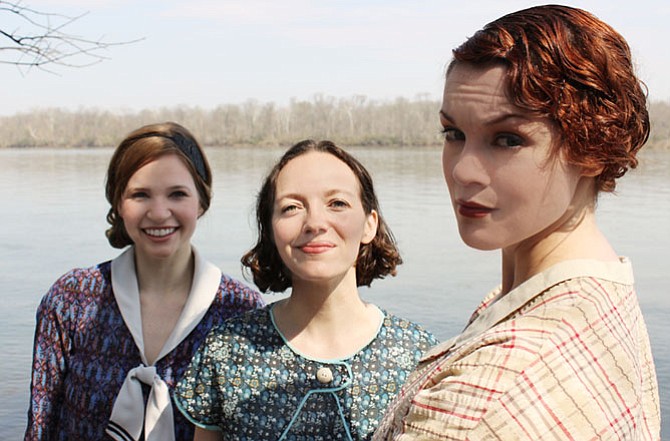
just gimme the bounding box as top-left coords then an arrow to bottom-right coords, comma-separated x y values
147,198 -> 171,221
445,144 -> 490,187
303,207 -> 328,234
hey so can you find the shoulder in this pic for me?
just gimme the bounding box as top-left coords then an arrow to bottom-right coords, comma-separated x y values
367,311 -> 439,366
381,311 -> 438,346
402,265 -> 656,439
512,273 -> 647,371
469,275 -> 656,438
196,305 -> 280,365
517,271 -> 638,336
215,273 -> 265,308
448,273 -> 640,368
206,305 -> 274,342
520,258 -> 636,318
53,261 -> 111,290
39,261 -> 112,310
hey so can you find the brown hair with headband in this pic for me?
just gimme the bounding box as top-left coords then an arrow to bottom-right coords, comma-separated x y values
105,121 -> 212,248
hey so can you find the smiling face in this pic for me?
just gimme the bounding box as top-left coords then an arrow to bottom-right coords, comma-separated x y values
271,151 -> 378,287
118,153 -> 202,263
440,63 -> 585,254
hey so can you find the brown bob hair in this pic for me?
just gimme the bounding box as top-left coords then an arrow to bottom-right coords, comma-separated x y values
105,122 -> 212,248
241,139 -> 402,293
448,5 -> 649,192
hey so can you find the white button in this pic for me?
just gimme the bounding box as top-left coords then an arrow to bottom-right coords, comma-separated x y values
316,367 -> 333,384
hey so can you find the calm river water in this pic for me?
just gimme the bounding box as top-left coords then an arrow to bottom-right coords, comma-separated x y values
1,146 -> 668,438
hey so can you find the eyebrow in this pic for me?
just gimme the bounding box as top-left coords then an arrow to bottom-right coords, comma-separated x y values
125,184 -> 191,193
439,109 -> 533,125
275,188 -> 357,201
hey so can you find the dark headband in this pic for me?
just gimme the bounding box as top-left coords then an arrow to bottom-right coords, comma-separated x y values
130,131 -> 208,182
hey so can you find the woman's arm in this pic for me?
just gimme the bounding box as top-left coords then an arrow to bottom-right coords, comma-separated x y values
24,278 -> 74,440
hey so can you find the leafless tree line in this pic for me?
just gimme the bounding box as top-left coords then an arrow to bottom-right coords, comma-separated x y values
0,95 -> 443,148
1,95 -> 668,149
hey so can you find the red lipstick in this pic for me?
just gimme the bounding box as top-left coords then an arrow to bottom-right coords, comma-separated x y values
456,200 -> 493,218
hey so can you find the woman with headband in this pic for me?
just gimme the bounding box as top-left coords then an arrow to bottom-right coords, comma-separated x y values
24,122 -> 264,441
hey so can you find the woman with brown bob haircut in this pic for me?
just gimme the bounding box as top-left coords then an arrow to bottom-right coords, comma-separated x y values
375,5 -> 660,440
25,122 -> 263,441
174,140 -> 437,440
246,139 -> 401,291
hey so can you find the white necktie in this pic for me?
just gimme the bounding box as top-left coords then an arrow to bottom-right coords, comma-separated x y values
106,365 -> 175,441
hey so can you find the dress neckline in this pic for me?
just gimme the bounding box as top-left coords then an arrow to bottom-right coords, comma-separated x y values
268,302 -> 385,362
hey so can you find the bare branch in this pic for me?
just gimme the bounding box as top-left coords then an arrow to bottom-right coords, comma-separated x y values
0,0 -> 143,74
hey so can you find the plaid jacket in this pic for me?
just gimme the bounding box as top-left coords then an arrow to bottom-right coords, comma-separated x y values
374,258 -> 660,440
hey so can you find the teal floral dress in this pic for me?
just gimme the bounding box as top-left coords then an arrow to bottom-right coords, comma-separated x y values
174,304 -> 437,440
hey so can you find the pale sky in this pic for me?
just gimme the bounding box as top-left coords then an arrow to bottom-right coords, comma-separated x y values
2,0 -> 668,116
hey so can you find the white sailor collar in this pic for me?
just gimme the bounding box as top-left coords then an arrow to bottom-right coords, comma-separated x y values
111,245 -> 222,365
107,246 -> 222,441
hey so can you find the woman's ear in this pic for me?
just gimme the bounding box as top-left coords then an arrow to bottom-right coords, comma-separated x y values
361,210 -> 379,245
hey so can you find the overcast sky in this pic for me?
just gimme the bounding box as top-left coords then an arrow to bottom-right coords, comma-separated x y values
2,0 -> 668,116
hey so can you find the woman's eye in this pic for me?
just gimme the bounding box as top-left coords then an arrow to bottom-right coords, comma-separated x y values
130,191 -> 148,199
328,199 -> 351,211
170,190 -> 188,198
330,199 -> 350,209
280,205 -> 298,214
494,134 -> 524,148
441,127 -> 465,142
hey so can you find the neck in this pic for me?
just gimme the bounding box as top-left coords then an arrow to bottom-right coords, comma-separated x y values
273,269 -> 381,358
501,182 -> 617,295
133,245 -> 195,296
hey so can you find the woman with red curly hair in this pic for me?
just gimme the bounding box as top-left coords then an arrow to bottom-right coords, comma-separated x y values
375,5 -> 660,440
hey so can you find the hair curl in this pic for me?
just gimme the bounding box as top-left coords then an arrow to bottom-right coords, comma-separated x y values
241,139 -> 402,293
448,5 -> 649,192
105,122 -> 212,248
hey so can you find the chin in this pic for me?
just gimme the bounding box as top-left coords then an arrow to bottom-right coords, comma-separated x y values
139,243 -> 185,260
459,233 -> 502,251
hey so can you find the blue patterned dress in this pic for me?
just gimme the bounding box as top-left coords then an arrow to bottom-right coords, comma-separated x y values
174,304 -> 437,440
25,254 -> 264,441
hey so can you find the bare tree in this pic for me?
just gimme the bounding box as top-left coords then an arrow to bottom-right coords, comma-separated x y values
0,0 -> 141,73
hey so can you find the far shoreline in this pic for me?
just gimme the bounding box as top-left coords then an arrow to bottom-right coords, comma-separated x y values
1,97 -> 668,150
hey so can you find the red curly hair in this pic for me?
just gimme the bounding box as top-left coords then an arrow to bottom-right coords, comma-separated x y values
449,5 -> 649,192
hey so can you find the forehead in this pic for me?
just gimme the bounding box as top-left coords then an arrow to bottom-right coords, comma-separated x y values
442,63 -> 516,114
127,153 -> 193,182
276,151 -> 359,192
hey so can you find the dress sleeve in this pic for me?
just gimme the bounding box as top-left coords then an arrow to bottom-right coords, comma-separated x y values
173,328 -> 225,432
420,329 -> 439,351
24,275 -> 76,441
